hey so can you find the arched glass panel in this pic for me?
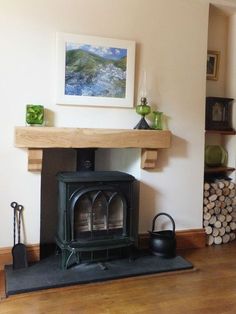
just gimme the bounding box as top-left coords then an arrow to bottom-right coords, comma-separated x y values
74,194 -> 92,234
92,192 -> 108,231
108,194 -> 124,231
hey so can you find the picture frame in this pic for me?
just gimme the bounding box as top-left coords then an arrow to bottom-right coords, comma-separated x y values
206,50 -> 220,81
56,32 -> 136,108
205,97 -> 234,131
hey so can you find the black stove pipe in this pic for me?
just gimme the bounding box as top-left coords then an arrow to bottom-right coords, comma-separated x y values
76,148 -> 96,171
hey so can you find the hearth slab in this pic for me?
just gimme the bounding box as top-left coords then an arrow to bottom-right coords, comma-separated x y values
5,254 -> 193,296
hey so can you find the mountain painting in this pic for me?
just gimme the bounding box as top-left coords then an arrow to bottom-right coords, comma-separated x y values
65,42 -> 127,98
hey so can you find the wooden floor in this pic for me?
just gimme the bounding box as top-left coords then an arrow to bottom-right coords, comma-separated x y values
1,242 -> 236,314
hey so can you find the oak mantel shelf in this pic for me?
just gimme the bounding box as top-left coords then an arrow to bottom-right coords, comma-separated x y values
15,126 -> 172,171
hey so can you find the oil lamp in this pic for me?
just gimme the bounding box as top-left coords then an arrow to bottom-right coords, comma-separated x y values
134,96 -> 151,129
134,71 -> 151,129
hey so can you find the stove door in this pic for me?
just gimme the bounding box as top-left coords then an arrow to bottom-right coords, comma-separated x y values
70,186 -> 127,241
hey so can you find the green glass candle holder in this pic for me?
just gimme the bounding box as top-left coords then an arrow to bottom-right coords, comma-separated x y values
26,104 -> 44,126
152,111 -> 163,130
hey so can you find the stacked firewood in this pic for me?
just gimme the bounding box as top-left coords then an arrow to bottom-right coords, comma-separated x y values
203,180 -> 236,245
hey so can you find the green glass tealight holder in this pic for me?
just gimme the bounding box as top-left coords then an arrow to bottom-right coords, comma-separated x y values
152,111 -> 163,130
26,104 -> 44,126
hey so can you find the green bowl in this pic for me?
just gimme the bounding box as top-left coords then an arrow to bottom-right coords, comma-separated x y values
205,145 -> 228,167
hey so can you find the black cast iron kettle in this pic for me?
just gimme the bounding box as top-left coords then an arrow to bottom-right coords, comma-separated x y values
149,212 -> 176,258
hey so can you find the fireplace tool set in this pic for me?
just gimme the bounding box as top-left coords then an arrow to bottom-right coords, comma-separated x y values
10,202 -> 28,269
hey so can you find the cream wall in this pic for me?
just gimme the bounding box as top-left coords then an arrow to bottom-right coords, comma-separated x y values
205,5 -> 229,149
225,13 -> 236,181
206,5 -> 229,97
0,0 -> 209,247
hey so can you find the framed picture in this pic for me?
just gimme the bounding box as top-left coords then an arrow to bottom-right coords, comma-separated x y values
205,97 -> 234,131
206,50 -> 220,81
56,32 -> 135,108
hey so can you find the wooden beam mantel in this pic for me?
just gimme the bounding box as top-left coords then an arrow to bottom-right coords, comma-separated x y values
15,127 -> 171,171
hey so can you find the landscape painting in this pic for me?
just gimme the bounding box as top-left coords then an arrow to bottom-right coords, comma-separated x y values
56,33 -> 135,107
65,43 -> 127,98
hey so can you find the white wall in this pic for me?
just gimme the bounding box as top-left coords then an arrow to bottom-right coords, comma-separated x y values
0,0 -> 209,247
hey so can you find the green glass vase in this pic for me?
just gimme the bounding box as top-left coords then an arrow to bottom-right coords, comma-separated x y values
152,111 -> 163,130
26,104 -> 44,126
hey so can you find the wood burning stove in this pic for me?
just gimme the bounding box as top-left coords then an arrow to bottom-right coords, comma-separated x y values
56,171 -> 137,269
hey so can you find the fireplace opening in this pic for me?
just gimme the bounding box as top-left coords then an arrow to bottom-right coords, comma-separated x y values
56,170 -> 137,269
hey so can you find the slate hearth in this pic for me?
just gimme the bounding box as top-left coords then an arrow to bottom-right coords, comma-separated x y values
5,253 -> 193,296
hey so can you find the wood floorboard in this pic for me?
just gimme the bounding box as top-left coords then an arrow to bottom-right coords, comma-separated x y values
1,242 -> 236,313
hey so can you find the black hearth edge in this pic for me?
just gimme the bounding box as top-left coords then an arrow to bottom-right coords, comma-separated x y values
5,253 -> 194,296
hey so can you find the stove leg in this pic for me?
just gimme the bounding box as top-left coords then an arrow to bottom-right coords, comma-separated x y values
75,252 -> 81,265
60,249 -> 75,270
128,246 -> 135,262
61,249 -> 67,270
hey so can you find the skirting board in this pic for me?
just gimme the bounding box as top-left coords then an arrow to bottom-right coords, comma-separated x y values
138,228 -> 206,250
0,229 -> 206,270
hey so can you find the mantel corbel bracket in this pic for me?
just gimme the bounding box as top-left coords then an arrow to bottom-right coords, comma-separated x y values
28,148 -> 43,172
141,148 -> 158,169
27,148 -> 159,171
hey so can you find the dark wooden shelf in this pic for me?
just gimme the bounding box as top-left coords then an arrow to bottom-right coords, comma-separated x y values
205,130 -> 236,135
204,166 -> 235,174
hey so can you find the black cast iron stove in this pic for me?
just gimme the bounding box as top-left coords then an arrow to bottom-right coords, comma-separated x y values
56,169 -> 137,269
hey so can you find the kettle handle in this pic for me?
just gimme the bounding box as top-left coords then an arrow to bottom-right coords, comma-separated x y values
152,212 -> 175,233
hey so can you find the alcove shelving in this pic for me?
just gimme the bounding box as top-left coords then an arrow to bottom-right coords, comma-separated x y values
204,131 -> 236,176
204,166 -> 235,174
205,4 -> 236,180
205,130 -> 236,135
